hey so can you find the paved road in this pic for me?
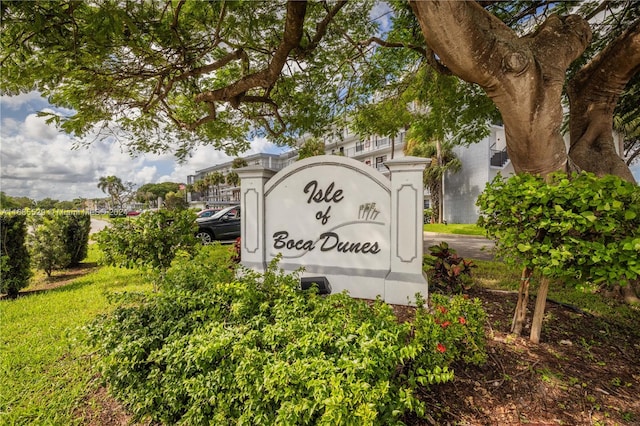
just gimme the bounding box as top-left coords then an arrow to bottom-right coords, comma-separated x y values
90,218 -> 109,235
423,232 -> 495,261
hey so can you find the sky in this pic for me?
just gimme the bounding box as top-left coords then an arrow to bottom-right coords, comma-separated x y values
0,91 -> 290,202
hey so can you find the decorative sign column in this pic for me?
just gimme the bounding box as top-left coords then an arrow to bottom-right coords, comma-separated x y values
238,155 -> 430,306
236,166 -> 276,272
384,157 -> 431,305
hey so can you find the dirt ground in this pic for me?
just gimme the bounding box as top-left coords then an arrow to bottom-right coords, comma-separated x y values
396,288 -> 640,425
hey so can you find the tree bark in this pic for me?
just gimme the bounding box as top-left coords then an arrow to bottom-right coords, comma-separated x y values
511,266 -> 533,336
567,19 -> 640,183
409,1 -> 592,177
530,277 -> 550,344
436,139 -> 443,224
428,180 -> 441,223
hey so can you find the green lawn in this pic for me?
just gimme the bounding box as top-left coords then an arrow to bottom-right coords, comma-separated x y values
423,223 -> 486,236
0,247 -> 150,425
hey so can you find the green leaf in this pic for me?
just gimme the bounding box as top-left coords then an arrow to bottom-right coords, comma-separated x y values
517,243 -> 531,252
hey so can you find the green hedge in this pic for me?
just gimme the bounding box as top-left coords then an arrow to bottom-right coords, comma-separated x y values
477,172 -> 640,285
62,213 -> 91,266
0,213 -> 32,297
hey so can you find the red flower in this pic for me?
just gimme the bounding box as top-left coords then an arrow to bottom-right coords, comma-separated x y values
436,343 -> 446,353
458,317 -> 466,325
437,306 -> 448,314
440,321 -> 451,329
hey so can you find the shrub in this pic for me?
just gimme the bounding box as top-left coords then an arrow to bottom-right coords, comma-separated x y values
94,209 -> 198,274
87,255 -> 486,425
0,213 -> 31,296
61,213 -> 91,266
424,242 -> 476,293
27,212 -> 70,277
477,172 -> 640,286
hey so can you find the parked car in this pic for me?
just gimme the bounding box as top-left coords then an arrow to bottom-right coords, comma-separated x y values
196,205 -> 241,243
126,210 -> 141,216
196,208 -> 221,218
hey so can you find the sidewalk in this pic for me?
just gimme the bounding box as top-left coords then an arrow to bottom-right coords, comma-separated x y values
423,231 -> 495,261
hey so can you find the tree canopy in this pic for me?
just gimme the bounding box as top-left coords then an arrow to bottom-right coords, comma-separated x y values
1,1 -> 638,181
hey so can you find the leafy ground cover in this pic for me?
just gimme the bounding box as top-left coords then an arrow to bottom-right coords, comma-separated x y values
2,246 -> 638,425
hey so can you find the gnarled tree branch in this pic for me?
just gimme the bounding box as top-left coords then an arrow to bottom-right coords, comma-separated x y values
410,1 -> 591,176
567,18 -> 640,182
195,0 -> 307,105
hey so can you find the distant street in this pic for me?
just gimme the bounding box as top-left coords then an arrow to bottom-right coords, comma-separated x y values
90,218 -> 109,235
423,232 -> 495,261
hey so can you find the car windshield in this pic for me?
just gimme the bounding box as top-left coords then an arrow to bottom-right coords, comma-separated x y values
210,206 -> 239,220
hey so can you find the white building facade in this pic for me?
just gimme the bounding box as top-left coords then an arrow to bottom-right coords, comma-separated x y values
188,124 -> 510,223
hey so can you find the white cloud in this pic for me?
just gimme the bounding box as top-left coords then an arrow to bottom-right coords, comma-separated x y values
0,91 -> 47,110
0,95 -> 288,202
134,166 -> 158,184
23,112 -> 60,140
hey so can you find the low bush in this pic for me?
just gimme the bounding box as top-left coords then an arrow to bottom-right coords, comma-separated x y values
94,209 -> 198,274
27,212 -> 71,277
424,242 -> 476,293
88,252 -> 486,425
477,172 -> 640,286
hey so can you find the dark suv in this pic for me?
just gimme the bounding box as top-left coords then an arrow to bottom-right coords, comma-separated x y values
195,205 -> 241,243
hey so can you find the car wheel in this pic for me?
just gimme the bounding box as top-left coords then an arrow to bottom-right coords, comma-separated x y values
197,230 -> 214,244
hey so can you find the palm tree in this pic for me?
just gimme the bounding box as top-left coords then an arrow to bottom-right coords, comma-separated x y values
97,176 -> 126,209
225,171 -> 240,202
404,136 -> 461,224
210,172 -> 225,202
614,111 -> 640,166
193,179 -> 209,201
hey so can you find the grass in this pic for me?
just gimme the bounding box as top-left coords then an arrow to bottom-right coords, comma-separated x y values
423,223 -> 486,236
0,246 -> 151,425
472,259 -> 639,326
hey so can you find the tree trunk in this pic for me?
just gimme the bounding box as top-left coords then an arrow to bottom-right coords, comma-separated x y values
391,135 -> 395,159
436,140 -> 444,224
428,180 -> 441,223
530,277 -> 550,344
622,283 -> 640,305
511,266 -> 533,336
567,19 -> 640,183
410,1 -> 592,177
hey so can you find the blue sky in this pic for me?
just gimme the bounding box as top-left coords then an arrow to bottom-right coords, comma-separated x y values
0,92 -> 289,201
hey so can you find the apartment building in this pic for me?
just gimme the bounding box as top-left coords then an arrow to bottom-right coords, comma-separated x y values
187,151 -> 298,208
187,127 -> 412,208
443,125 -> 514,223
188,124 -> 510,223
323,127 -> 409,175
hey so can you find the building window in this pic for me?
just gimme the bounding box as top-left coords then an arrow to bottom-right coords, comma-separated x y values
356,141 -> 364,152
375,155 -> 387,170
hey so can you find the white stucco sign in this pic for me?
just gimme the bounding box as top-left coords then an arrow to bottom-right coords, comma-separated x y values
238,155 -> 429,306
